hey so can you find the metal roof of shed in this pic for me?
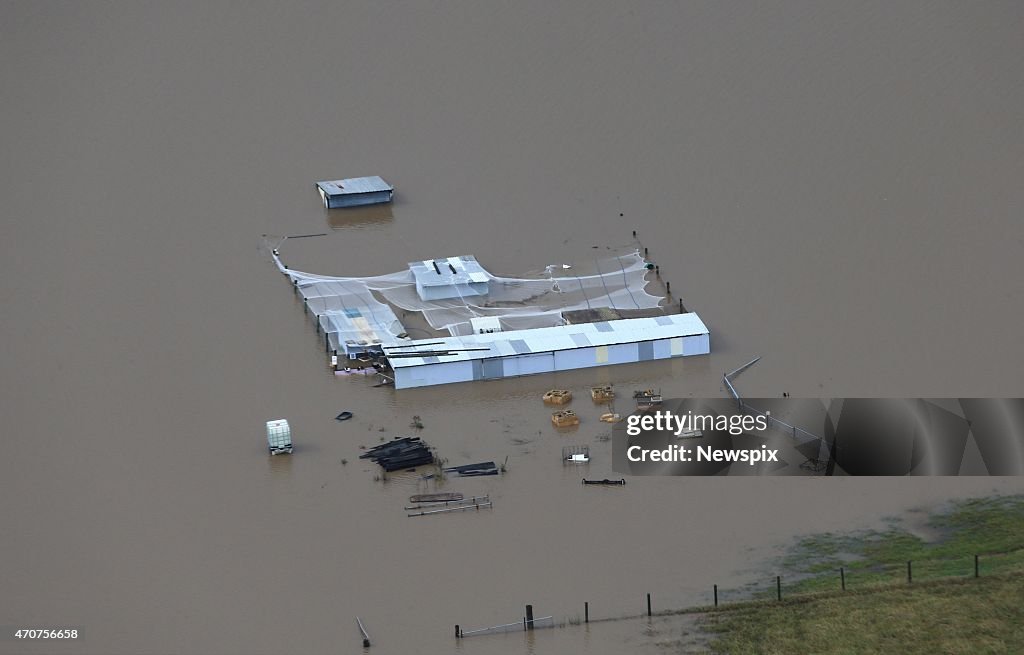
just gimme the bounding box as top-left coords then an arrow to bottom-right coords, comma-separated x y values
383,313 -> 708,368
409,256 -> 490,288
316,176 -> 393,196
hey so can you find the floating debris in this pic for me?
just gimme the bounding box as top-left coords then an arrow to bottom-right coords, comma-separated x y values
409,415 -> 424,429
409,492 -> 463,503
359,436 -> 434,472
543,389 -> 572,405
405,495 -> 489,510
266,419 -> 293,455
600,412 -> 621,423
335,411 -> 354,421
551,409 -> 580,427
582,478 -> 626,486
407,498 -> 493,517
443,461 -> 499,477
335,367 -> 371,377
633,389 -> 663,409
591,385 -> 615,402
562,445 -> 590,464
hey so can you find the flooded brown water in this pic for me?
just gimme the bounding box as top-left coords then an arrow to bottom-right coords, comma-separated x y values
2,2 -> 1023,654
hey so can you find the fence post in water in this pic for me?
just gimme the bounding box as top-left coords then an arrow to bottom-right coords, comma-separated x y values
666,282 -> 671,295
975,554 -> 979,578
356,617 -> 371,648
455,625 -> 460,639
907,561 -> 912,583
525,605 -> 534,631
585,602 -> 589,624
647,593 -> 651,617
713,584 -> 718,607
840,567 -> 846,591
777,576 -> 782,601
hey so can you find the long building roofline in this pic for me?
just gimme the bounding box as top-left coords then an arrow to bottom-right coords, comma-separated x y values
382,313 -> 708,368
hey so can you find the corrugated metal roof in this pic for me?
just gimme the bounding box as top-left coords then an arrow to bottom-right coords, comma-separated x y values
316,176 -> 393,196
383,313 -> 709,368
409,255 -> 489,288
320,306 -> 398,348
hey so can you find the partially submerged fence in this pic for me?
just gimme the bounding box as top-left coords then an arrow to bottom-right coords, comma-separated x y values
452,547 -> 1024,641
723,357 -> 832,471
457,615 -> 554,638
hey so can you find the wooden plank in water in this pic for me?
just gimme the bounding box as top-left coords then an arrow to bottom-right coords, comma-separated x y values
407,501 -> 493,517
409,492 -> 463,503
404,495 -> 489,510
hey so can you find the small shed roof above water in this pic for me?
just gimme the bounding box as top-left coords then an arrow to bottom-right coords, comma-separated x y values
409,256 -> 490,288
382,313 -> 709,368
316,176 -> 393,197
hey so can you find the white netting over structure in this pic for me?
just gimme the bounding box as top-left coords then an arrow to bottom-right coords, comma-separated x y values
269,243 -> 663,349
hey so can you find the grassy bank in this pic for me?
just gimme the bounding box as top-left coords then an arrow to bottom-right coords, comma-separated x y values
704,495 -> 1024,654
705,573 -> 1024,654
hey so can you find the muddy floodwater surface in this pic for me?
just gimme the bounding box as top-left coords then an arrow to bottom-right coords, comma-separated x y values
2,2 -> 1023,654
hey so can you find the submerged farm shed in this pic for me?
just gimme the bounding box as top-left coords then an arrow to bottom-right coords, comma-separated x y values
382,313 -> 710,389
315,176 -> 394,208
291,276 -> 405,359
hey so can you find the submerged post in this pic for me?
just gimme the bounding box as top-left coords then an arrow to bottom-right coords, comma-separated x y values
666,281 -> 671,294
356,617 -> 371,648
647,593 -> 651,617
975,554 -> 980,578
907,561 -> 912,583
840,567 -> 846,591
776,576 -> 781,601
713,584 -> 718,607
455,625 -> 460,639
525,604 -> 534,631
585,602 -> 589,623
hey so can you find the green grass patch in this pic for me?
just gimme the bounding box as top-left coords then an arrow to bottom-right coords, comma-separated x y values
778,496 -> 1024,594
705,573 -> 1024,654
706,495 -> 1024,653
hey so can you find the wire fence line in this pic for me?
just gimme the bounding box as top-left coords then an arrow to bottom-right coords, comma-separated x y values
457,616 -> 555,638
452,548 -> 1024,641
723,356 -> 833,471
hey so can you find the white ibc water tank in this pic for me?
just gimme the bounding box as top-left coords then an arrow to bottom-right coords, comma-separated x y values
266,419 -> 293,455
